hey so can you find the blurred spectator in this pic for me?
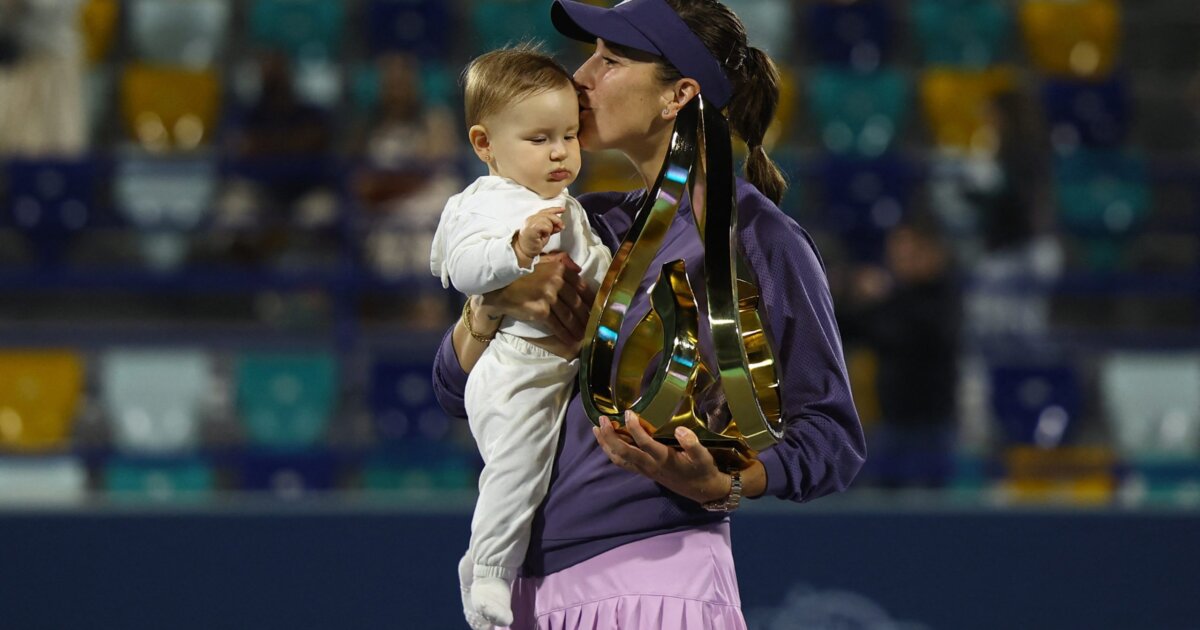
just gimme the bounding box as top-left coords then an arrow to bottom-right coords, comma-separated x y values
842,221 -> 961,489
0,0 -> 86,156
220,51 -> 338,266
959,89 -> 1063,338
351,52 -> 461,287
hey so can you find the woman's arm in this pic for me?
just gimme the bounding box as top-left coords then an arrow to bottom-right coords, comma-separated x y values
432,252 -> 596,417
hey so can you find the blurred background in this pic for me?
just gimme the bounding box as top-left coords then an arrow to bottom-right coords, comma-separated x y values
1,0 -> 1198,628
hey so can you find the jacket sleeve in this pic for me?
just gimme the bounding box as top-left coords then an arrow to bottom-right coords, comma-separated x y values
743,209 -> 867,503
431,326 -> 469,421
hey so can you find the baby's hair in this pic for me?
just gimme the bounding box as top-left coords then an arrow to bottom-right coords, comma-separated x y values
462,42 -> 575,128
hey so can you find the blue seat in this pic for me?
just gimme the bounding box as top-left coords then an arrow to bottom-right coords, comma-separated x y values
100,348 -> 213,454
4,159 -> 96,266
470,0 -> 560,56
1042,76 -> 1130,150
239,449 -> 337,496
809,67 -> 909,157
235,352 -> 337,450
249,0 -> 343,60
990,365 -> 1081,447
366,0 -> 452,58
807,0 -> 893,70
104,456 -> 215,502
129,0 -> 230,67
912,0 -> 1010,68
818,155 -> 912,262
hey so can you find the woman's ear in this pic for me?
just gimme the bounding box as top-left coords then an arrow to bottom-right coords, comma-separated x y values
468,124 -> 492,163
662,78 -> 701,119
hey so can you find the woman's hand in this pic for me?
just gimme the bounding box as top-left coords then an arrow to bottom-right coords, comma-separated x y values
592,410 -> 736,505
479,251 -> 594,345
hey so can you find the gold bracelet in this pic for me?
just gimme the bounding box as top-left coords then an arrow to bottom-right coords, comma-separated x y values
462,299 -> 497,344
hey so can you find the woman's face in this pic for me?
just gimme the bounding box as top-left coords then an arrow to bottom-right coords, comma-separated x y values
573,39 -> 671,154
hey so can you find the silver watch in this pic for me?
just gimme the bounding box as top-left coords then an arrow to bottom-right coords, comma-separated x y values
702,470 -> 742,512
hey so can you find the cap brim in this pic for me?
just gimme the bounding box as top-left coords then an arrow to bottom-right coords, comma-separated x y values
551,0 -> 662,57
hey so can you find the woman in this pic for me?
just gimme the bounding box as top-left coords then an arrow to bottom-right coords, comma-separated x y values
433,1 -> 865,627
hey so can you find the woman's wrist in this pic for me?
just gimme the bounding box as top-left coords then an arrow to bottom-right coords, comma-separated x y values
469,295 -> 502,334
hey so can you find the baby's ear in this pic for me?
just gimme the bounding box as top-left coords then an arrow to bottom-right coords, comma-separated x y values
468,125 -> 491,163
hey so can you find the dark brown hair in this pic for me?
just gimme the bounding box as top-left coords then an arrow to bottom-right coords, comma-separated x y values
462,43 -> 574,127
658,0 -> 788,205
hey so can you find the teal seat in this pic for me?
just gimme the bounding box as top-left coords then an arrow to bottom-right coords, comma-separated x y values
1054,150 -> 1149,268
472,0 -> 562,55
912,0 -> 1010,68
104,456 -> 215,502
101,348 -> 212,454
363,452 -> 475,494
236,352 -> 337,449
1100,353 -> 1200,459
809,67 -> 909,157
248,0 -> 343,61
129,0 -> 230,67
720,0 -> 795,59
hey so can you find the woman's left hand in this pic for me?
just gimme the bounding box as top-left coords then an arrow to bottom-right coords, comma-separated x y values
593,410 -> 733,504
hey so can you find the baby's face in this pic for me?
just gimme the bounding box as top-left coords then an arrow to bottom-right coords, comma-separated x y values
484,85 -> 582,199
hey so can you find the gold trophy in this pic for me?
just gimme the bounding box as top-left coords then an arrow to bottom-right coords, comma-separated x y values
579,97 -> 783,470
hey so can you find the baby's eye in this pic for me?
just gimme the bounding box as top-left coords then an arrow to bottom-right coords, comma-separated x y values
565,135 -> 577,141
530,136 -> 547,144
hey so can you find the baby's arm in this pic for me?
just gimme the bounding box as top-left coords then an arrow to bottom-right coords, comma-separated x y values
513,208 -> 565,269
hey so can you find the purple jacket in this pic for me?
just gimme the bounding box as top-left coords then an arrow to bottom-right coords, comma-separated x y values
432,179 -> 866,576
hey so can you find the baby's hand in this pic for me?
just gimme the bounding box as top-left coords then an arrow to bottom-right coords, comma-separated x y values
516,207 -> 565,260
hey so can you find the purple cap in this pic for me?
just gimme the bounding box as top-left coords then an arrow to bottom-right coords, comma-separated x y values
551,0 -> 734,109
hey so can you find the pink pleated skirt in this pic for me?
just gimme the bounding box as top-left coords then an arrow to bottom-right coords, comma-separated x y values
500,522 -> 747,630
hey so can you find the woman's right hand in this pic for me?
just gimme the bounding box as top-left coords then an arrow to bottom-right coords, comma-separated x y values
479,251 -> 595,345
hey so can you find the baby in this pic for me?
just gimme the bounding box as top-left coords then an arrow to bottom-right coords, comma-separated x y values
429,45 -> 611,629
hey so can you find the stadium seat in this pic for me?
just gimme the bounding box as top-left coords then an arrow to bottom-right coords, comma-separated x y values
249,0 -> 344,60
114,154 -> 216,270
714,0 -> 795,59
809,67 -> 909,157
1042,75 -> 1130,150
100,348 -> 213,454
1099,353 -> 1200,458
239,449 -> 337,496
120,63 -> 221,151
818,154 -> 912,262
80,0 -> 120,64
919,67 -> 1016,151
364,0 -> 453,58
989,365 -> 1081,447
1053,150 -> 1149,268
362,450 -> 475,493
103,456 -> 215,502
4,159 -> 96,266
1020,0 -> 1120,79
806,0 -> 893,71
470,0 -> 559,56
912,0 -> 1010,69
0,456 -> 88,504
236,352 -> 337,450
0,351 -> 84,452
1001,445 -> 1115,505
128,0 -> 230,68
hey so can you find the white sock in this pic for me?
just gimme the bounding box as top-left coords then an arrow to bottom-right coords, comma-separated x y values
471,577 -> 513,627
458,554 -> 492,630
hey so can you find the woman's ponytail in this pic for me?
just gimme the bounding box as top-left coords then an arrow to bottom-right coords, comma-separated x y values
729,46 -> 787,205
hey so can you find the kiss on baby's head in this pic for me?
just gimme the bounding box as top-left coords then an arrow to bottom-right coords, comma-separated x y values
462,44 -> 582,200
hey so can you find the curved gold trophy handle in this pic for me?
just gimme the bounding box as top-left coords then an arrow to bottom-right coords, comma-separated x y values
579,98 -> 783,468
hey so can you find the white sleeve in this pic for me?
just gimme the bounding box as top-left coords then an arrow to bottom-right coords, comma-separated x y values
438,188 -> 541,296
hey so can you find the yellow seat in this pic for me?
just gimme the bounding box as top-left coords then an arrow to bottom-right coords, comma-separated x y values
1020,0 -> 1120,79
80,0 -> 120,64
919,67 -> 1015,152
1000,445 -> 1116,505
0,351 -> 85,452
120,63 -> 221,151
